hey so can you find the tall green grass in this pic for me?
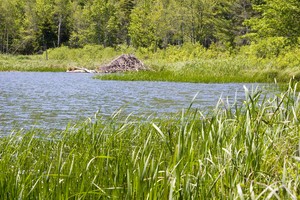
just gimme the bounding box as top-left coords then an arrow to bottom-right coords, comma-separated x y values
98,66 -> 300,83
0,54 -> 67,72
1,84 -> 300,199
96,70 -> 260,83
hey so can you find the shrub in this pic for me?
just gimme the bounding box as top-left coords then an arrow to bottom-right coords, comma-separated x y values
240,37 -> 288,58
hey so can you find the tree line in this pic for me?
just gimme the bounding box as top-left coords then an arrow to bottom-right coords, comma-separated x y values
0,0 -> 299,54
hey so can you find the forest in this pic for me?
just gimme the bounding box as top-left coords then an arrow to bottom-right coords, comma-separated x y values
0,0 -> 300,55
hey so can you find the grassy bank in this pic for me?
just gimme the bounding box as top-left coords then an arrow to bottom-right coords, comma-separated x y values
95,59 -> 281,83
1,41 -> 300,82
1,85 -> 300,199
97,42 -> 300,83
0,45 -> 127,72
0,54 -> 67,72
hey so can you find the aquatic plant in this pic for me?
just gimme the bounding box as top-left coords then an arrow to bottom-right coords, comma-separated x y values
0,84 -> 299,199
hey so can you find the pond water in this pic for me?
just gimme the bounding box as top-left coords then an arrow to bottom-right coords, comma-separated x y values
0,72 -> 275,133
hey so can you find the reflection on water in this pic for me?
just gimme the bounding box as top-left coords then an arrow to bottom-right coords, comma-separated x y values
0,72 -> 275,133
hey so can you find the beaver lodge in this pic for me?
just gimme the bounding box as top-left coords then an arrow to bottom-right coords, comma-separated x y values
66,54 -> 146,73
98,54 -> 146,73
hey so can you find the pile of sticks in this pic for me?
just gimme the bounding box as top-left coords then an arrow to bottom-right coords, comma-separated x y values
99,54 -> 146,73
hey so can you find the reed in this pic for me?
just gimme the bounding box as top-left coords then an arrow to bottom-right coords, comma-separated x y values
0,84 -> 299,199
96,69 -> 261,83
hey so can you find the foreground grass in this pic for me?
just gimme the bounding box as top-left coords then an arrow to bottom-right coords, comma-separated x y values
1,84 -> 300,199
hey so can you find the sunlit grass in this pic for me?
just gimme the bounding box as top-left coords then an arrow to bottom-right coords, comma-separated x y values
1,44 -> 300,82
0,45 -> 134,72
97,59 -> 299,83
96,70 -> 259,83
0,54 -> 66,72
1,83 -> 300,199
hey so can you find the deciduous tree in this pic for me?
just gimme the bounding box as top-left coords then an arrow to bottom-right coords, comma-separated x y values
245,0 -> 300,42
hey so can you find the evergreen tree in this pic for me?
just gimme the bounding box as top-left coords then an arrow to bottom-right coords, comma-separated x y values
230,0 -> 253,46
118,0 -> 135,45
35,0 -> 57,49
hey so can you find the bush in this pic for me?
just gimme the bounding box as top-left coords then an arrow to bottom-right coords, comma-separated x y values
240,37 -> 289,58
275,47 -> 300,69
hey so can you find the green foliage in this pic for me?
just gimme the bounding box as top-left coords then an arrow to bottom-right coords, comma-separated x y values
89,0 -> 121,46
240,37 -> 289,58
128,1 -> 161,49
1,0 -> 300,54
47,45 -> 123,61
117,0 -> 135,45
245,0 -> 300,41
0,0 -> 24,53
1,86 -> 300,198
54,0 -> 72,47
276,47 -> 300,69
68,2 -> 92,48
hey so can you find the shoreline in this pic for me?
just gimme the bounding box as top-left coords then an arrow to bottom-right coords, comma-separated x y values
1,45 -> 300,84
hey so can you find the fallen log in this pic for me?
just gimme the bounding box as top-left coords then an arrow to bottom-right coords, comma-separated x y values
67,67 -> 96,73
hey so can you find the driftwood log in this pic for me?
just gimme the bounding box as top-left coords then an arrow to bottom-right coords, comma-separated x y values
67,67 -> 96,73
98,54 -> 146,73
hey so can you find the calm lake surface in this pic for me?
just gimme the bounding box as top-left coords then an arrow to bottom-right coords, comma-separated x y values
0,72 -> 275,133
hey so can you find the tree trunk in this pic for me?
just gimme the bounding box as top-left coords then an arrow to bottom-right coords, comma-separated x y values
57,16 -> 62,47
5,24 -> 9,54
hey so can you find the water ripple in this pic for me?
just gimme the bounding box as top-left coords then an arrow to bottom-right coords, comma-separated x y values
0,72 -> 276,133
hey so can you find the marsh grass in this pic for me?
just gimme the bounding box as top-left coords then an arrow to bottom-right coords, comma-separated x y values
98,68 -> 300,83
1,84 -> 300,199
2,44 -> 300,83
96,45 -> 300,83
0,54 -> 68,72
96,68 -> 262,83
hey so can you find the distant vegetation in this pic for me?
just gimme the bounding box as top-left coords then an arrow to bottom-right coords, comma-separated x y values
1,84 -> 299,199
1,0 -> 300,83
1,42 -> 299,83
